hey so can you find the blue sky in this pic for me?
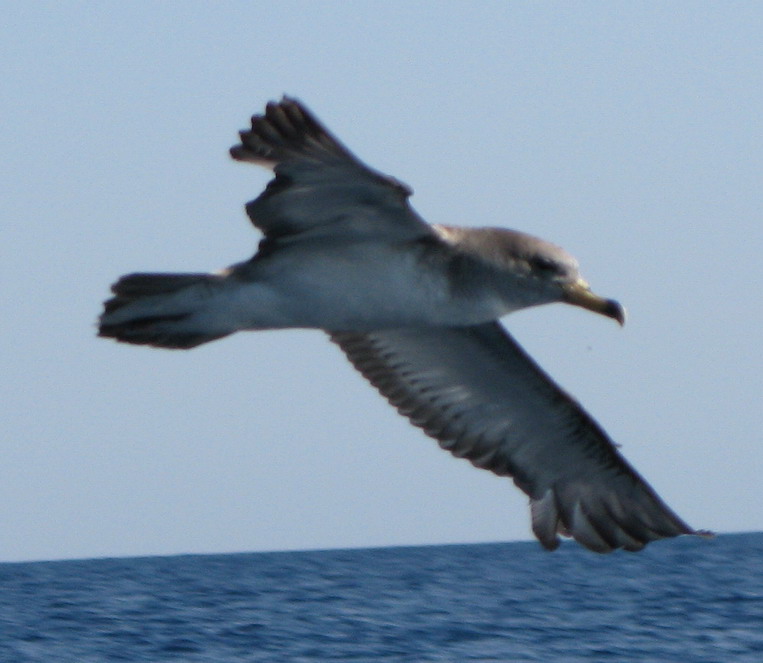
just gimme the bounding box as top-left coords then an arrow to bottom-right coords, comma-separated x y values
2,3 -> 761,562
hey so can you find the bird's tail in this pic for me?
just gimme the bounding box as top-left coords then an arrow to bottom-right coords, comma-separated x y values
98,272 -> 233,349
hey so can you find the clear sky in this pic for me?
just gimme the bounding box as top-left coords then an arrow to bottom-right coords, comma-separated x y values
2,3 -> 761,562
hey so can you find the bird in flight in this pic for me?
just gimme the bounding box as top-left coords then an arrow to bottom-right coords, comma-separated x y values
99,97 -> 703,553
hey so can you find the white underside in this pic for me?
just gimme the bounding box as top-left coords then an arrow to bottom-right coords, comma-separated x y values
217,241 -> 513,332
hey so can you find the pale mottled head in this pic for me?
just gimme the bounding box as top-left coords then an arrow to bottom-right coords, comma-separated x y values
434,225 -> 625,325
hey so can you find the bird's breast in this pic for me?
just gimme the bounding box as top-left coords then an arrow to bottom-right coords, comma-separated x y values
233,239 -> 515,331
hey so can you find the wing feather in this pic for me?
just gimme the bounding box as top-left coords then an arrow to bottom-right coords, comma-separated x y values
230,97 -> 432,244
330,323 -> 700,552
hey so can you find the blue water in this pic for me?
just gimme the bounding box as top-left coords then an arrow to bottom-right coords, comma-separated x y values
1,533 -> 761,662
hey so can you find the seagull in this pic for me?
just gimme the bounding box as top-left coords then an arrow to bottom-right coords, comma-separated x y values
99,97 -> 703,553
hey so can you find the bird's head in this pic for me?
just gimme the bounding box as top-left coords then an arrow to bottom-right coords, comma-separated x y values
435,225 -> 625,325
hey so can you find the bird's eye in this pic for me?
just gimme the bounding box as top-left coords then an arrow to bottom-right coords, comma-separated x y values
529,255 -> 562,276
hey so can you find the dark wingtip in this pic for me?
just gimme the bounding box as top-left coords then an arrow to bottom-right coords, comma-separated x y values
229,96 -> 350,166
693,529 -> 716,539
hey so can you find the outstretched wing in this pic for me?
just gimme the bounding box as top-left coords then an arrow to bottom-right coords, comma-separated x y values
331,323 -> 699,553
231,97 -> 433,245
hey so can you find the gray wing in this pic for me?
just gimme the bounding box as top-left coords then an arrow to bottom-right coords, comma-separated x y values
331,323 -> 699,553
230,97 -> 433,245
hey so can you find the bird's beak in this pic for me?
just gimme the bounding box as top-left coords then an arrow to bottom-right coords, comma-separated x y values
563,279 -> 626,326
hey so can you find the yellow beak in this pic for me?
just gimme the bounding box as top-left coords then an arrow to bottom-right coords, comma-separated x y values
563,279 -> 626,326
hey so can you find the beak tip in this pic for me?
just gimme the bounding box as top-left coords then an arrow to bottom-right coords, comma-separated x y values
606,299 -> 626,326
563,282 -> 626,326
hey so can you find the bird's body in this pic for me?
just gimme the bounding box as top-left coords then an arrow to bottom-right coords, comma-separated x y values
228,232 -> 505,330
99,97 -> 703,552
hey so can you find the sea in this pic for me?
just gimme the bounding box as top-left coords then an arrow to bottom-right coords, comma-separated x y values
0,532 -> 761,662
